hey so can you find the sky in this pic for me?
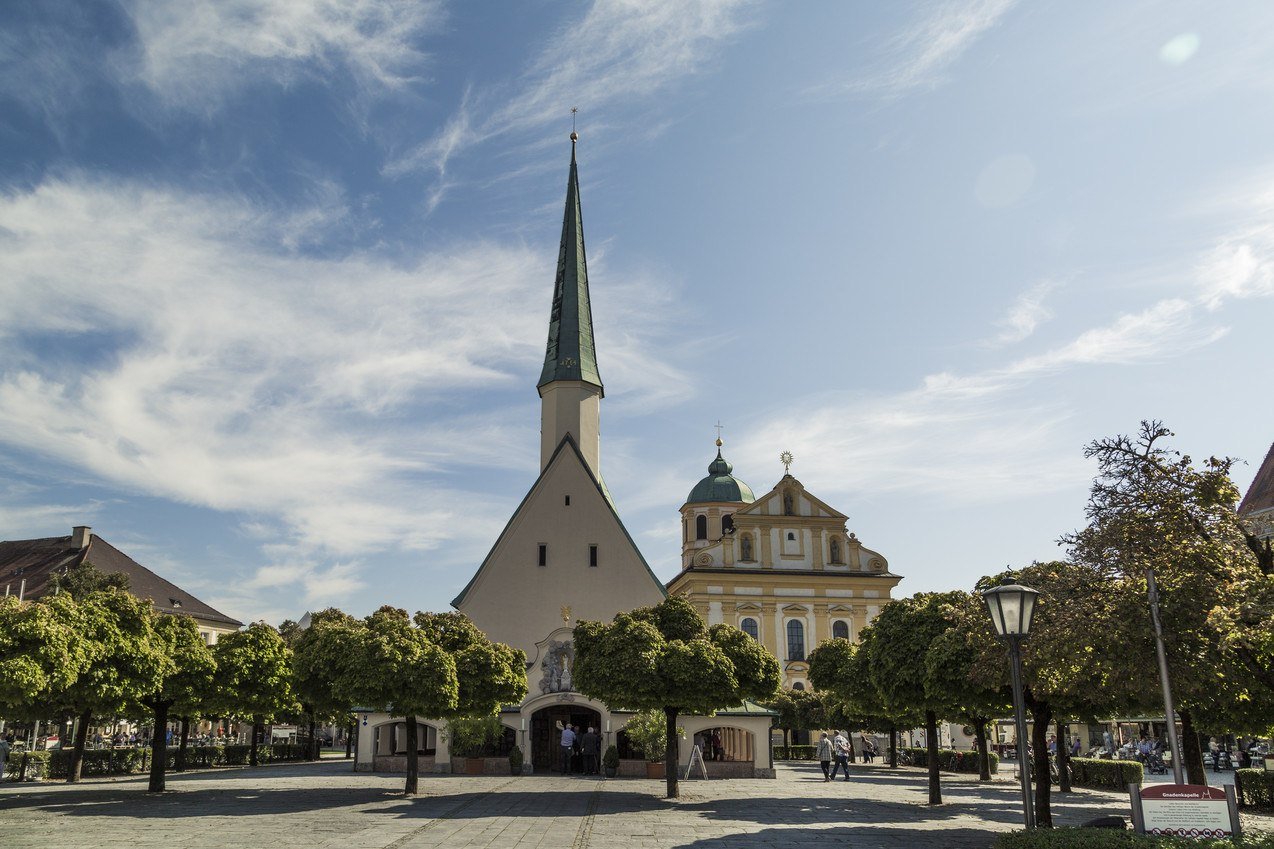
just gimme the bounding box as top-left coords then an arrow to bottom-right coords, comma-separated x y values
2,1 -> 1272,626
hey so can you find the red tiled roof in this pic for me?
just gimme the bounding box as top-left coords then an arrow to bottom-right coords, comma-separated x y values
1239,442 -> 1274,516
0,533 -> 241,628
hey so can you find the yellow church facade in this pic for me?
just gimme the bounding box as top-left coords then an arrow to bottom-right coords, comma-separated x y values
666,444 -> 902,689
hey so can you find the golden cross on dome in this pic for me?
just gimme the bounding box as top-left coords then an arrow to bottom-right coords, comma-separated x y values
714,420 -> 724,446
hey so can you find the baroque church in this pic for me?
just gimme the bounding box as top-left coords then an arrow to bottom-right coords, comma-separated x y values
354,136 -> 776,777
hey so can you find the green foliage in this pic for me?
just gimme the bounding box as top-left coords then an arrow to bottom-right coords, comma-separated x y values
808,635 -> 918,732
897,747 -> 999,773
602,745 -> 619,770
765,687 -> 825,734
47,748 -> 143,778
146,614 -> 216,714
1236,768 -> 1274,810
0,594 -> 86,715
212,622 -> 296,721
49,560 -> 129,598
414,611 -> 527,719
337,607 -> 457,720
774,745 -> 818,760
623,709 -> 673,762
291,608 -> 360,723
867,592 -> 965,720
508,745 -> 523,772
1067,758 -> 1144,790
445,714 -> 504,758
3,750 -> 50,780
995,831 -> 1274,849
220,743 -> 307,765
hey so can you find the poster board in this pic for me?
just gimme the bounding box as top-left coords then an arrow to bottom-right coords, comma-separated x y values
684,744 -> 709,780
1129,783 -> 1241,839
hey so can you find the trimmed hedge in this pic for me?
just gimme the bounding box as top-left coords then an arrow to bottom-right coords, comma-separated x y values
5,744 -> 309,780
1236,767 -> 1274,810
3,750 -> 51,780
1068,758 -> 1143,790
995,830 -> 1274,849
900,747 -> 999,774
48,748 -> 144,778
774,745 -> 818,760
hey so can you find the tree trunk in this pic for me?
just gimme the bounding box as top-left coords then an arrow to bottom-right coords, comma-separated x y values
148,701 -> 170,792
925,710 -> 941,805
782,727 -> 790,750
404,716 -> 419,795
974,718 -> 991,781
68,709 -> 91,783
664,707 -> 680,799
1031,701 -> 1053,828
888,725 -> 898,768
250,716 -> 261,767
176,717 -> 190,772
847,733 -> 857,763
346,721 -> 354,759
1055,718 -> 1071,793
309,713 -> 318,761
1180,709 -> 1206,785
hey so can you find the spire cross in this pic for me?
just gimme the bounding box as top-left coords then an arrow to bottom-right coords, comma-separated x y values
714,421 -> 724,441
571,106 -> 578,133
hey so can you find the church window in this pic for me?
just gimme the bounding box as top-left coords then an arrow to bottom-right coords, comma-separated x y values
740,617 -> 759,639
830,538 -> 842,564
786,619 -> 805,660
538,544 -> 547,567
792,681 -> 805,691
740,535 -> 754,561
721,514 -> 734,535
589,545 -> 598,567
695,515 -> 708,540
832,620 -> 849,640
565,495 -> 571,506
787,532 -> 795,541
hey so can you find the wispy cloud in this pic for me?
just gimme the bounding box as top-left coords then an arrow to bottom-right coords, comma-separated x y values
117,0 -> 444,107
987,280 -> 1056,346
814,0 -> 1016,99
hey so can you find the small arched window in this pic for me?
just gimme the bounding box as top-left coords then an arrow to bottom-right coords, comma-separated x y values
740,535 -> 754,561
721,514 -> 734,535
832,620 -> 849,640
695,515 -> 708,540
787,532 -> 796,541
740,617 -> 759,640
786,619 -> 805,660
830,538 -> 842,564
792,681 -> 805,691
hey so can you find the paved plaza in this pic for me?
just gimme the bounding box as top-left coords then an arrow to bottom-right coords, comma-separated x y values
0,757 -> 1190,849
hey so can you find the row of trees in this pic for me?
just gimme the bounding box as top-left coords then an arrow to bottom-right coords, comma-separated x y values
0,568 -> 527,796
808,423 -> 1274,827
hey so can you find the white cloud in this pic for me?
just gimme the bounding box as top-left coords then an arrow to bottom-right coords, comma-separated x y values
988,280 -> 1055,346
816,0 -> 1016,98
118,0 -> 443,106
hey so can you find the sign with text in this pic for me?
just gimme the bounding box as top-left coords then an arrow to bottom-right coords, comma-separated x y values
1130,784 -> 1241,839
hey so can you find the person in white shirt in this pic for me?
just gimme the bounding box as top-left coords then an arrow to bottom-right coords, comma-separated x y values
829,731 -> 851,781
560,725 -> 577,774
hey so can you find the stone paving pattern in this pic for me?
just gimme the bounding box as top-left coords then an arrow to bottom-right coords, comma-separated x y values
0,758 -> 1264,849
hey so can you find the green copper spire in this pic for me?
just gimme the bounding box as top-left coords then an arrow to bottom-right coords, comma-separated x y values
538,135 -> 603,396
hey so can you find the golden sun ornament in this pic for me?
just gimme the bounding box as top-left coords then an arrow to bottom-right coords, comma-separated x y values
780,451 -> 794,473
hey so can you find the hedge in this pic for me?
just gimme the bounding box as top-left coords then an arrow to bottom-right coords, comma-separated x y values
995,830 -> 1274,849
4,744 -> 309,780
1236,768 -> 1274,810
900,747 -> 999,774
1067,758 -> 1143,791
774,745 -> 818,760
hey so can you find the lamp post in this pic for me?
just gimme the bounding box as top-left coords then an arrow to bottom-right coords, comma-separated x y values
983,577 -> 1042,830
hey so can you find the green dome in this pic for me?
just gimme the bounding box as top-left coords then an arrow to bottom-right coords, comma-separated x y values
686,448 -> 755,504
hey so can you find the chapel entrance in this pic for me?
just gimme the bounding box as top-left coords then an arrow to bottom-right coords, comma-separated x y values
531,705 -> 601,774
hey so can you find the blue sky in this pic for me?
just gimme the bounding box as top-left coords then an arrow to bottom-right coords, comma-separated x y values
2,1 -> 1272,625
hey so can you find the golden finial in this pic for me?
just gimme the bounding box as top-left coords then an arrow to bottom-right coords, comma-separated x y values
561,605 -> 571,624
714,421 -> 724,447
780,451 -> 794,474
570,107 -> 579,142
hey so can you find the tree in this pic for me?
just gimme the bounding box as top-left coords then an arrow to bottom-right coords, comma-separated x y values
0,594 -> 86,718
572,595 -> 781,799
49,560 -> 129,598
212,622 -> 295,768
290,608 -> 360,760
1063,422 -> 1274,784
862,593 -> 966,805
48,588 -> 170,782
335,607 -> 459,795
412,611 -> 527,724
765,687 -> 823,750
138,614 -> 215,792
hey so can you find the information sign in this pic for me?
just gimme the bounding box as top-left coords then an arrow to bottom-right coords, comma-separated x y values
1130,783 -> 1241,839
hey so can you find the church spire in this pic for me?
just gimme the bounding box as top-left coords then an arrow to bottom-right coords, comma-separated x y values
538,132 -> 603,396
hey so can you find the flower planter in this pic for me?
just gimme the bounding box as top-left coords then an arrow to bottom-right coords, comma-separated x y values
646,761 -> 665,779
603,766 -> 617,778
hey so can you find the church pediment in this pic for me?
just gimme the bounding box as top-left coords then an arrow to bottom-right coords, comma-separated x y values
733,474 -> 847,521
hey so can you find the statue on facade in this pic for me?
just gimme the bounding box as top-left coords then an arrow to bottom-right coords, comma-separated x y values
539,640 -> 575,693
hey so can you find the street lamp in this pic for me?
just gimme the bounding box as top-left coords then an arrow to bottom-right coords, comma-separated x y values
983,577 -> 1041,830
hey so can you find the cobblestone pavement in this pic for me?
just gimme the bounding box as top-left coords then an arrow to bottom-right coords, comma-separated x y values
0,758 -> 1245,849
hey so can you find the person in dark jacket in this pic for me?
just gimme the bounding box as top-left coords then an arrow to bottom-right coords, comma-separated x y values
581,726 -> 601,775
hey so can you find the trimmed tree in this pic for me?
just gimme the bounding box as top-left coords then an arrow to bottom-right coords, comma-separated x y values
335,607 -> 459,795
412,611 -> 527,740
290,608 -> 361,760
572,595 -> 780,799
0,594 -> 87,719
139,613 -> 216,792
212,622 -> 295,767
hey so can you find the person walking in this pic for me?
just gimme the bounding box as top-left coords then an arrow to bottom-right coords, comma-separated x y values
816,732 -> 834,781
581,726 -> 601,775
829,730 -> 851,781
559,724 -> 576,774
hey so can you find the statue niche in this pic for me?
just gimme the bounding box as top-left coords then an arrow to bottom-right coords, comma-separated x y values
539,640 -> 575,694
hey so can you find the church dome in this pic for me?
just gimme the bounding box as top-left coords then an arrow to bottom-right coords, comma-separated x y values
686,444 -> 755,505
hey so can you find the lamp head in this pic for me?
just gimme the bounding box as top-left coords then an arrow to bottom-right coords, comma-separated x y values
981,577 -> 1041,638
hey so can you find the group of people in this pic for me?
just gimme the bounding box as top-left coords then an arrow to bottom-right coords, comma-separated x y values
692,730 -> 725,761
816,731 -> 853,781
558,724 -> 602,775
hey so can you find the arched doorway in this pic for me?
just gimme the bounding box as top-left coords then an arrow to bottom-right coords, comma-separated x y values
531,705 -> 601,774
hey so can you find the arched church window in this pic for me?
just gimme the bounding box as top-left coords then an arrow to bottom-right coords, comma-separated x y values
783,492 -> 795,516
830,538 -> 842,564
792,681 -> 805,691
786,619 -> 805,660
832,620 -> 849,640
695,515 -> 708,540
740,535 -> 754,561
721,514 -> 734,535
787,532 -> 796,541
740,617 -> 759,640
